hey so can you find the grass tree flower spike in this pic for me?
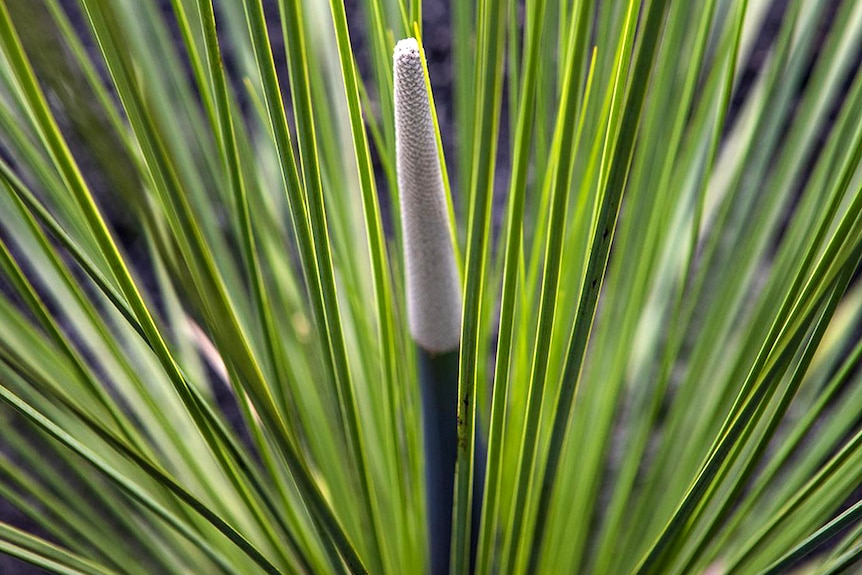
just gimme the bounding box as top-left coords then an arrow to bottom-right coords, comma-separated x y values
394,37 -> 462,354
394,37 -> 464,575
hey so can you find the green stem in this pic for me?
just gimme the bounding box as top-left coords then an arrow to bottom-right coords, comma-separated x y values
418,347 -> 485,575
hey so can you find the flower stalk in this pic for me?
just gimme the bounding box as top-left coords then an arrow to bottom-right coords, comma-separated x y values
394,37 -> 484,575
394,37 -> 462,355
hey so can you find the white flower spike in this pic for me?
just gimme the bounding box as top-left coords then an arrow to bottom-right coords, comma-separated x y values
394,37 -> 462,354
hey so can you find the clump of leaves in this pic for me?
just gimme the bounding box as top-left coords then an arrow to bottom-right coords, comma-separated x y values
0,0 -> 860,574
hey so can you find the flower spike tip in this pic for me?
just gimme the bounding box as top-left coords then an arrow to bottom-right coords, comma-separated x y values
394,37 -> 462,354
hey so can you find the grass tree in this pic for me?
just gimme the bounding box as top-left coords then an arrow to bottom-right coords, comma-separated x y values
0,0 -> 861,574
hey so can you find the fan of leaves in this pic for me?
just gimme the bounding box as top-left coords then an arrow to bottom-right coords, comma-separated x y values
0,0 -> 860,573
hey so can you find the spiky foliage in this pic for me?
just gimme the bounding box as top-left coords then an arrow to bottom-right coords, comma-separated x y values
0,0 -> 860,574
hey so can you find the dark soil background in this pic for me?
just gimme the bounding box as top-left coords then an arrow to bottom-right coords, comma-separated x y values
0,0 -> 858,573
